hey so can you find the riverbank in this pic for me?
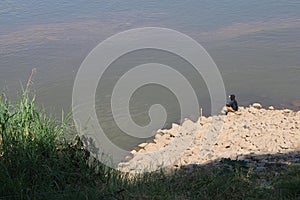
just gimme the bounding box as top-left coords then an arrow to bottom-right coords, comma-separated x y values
119,103 -> 300,173
1,94 -> 300,199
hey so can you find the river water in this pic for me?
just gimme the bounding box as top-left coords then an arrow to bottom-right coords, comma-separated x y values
0,1 -> 300,149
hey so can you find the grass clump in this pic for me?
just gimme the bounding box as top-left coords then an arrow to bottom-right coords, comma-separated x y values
0,93 -> 122,199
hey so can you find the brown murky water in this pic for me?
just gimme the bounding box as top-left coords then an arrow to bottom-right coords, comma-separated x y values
1,0 -> 300,148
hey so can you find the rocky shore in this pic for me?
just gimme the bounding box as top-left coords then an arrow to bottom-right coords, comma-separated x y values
118,104 -> 300,173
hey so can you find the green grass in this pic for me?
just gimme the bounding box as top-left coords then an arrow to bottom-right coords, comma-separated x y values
0,92 -> 299,199
0,92 -> 121,199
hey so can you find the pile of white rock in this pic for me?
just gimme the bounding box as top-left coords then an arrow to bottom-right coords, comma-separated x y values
118,103 -> 300,173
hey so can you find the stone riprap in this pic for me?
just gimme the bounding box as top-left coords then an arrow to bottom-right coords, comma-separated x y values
118,104 -> 300,173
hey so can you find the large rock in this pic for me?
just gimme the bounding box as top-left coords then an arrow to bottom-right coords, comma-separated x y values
155,133 -> 162,140
252,103 -> 262,109
144,143 -> 158,152
199,116 -> 212,125
130,149 -> 137,154
138,143 -> 148,148
283,109 -> 292,114
268,106 -> 274,110
248,106 -> 257,114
